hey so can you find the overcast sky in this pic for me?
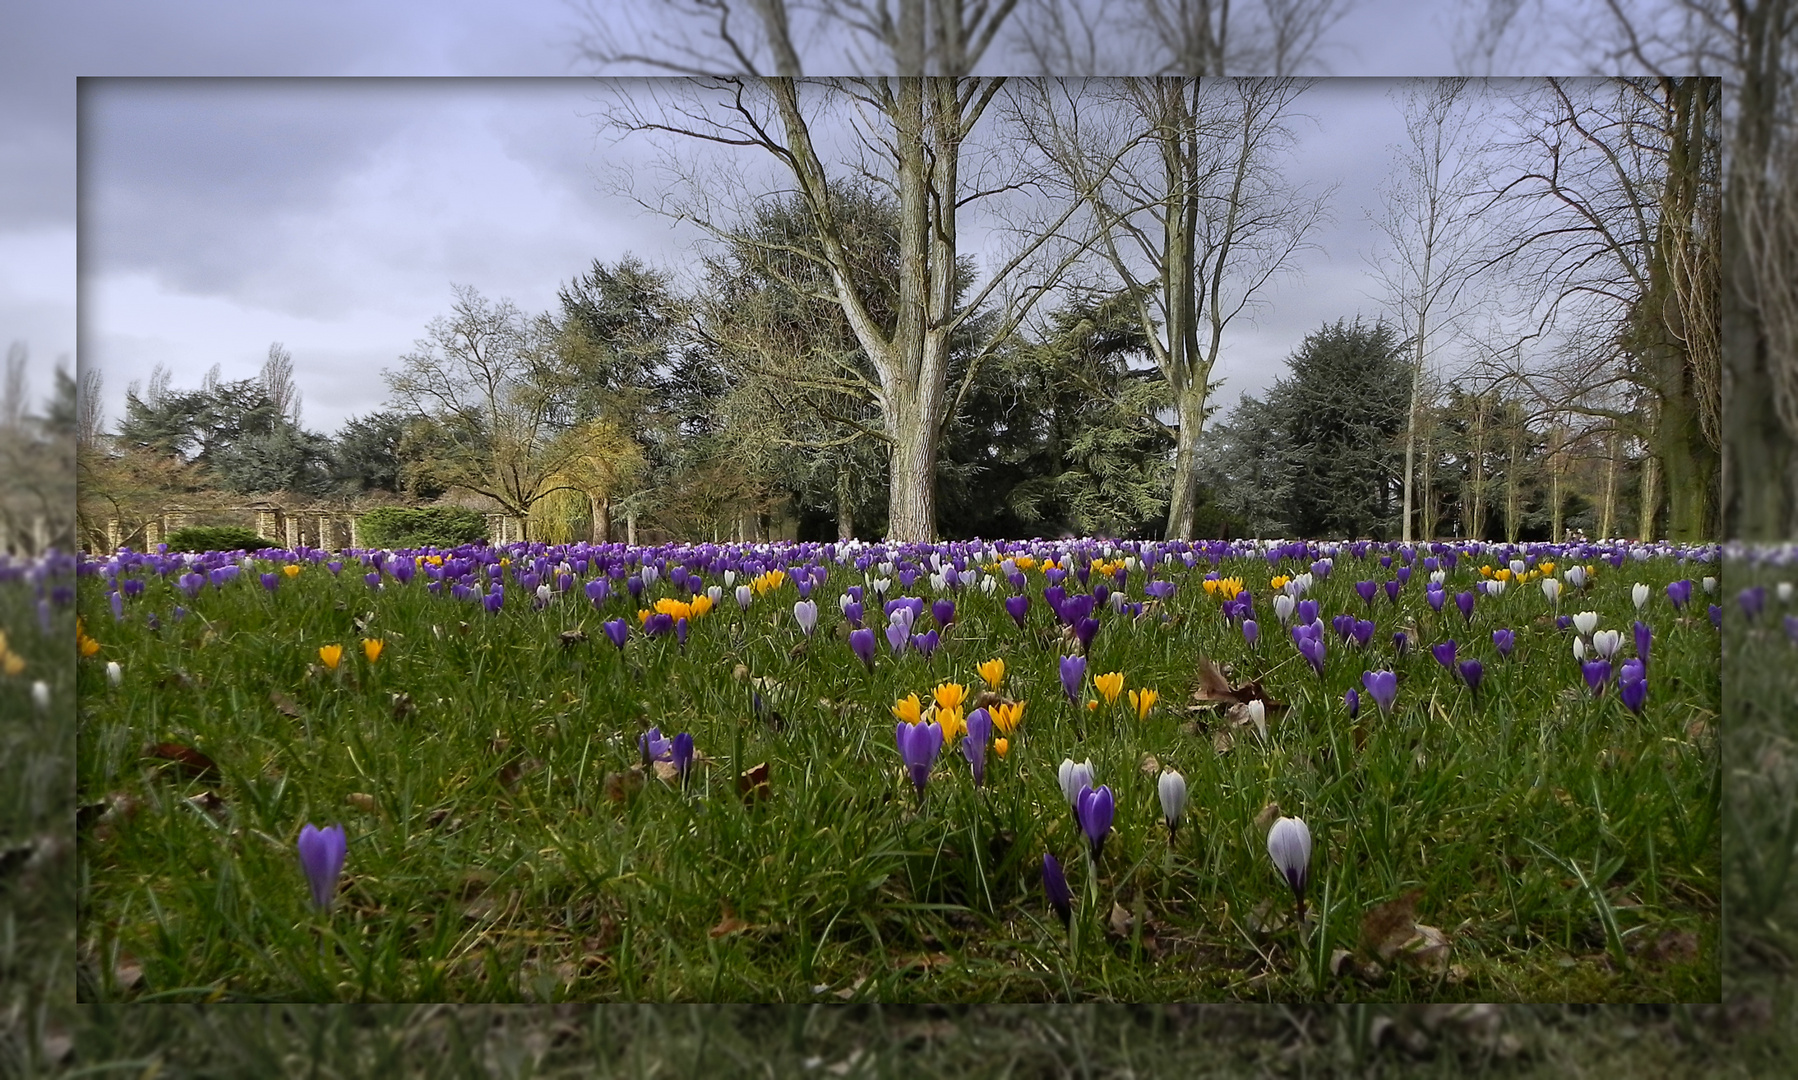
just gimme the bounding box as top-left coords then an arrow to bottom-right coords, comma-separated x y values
2,1 -> 1647,433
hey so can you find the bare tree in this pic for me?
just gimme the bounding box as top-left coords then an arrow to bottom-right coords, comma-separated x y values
1371,79 -> 1487,543
1011,77 -> 1327,539
260,342 -> 302,425
76,365 -> 105,449
1,342 -> 26,430
1012,0 -> 1355,75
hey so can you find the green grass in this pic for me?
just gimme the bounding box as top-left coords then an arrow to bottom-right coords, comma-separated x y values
75,545 -> 1720,1001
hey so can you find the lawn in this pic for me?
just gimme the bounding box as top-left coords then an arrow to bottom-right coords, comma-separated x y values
74,537 -> 1720,1002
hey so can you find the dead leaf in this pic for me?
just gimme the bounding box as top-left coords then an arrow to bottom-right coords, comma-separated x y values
559,629 -> 588,647
141,742 -> 220,782
710,904 -> 750,938
1212,729 -> 1234,755
652,760 -> 682,785
1139,753 -> 1161,777
1360,890 -> 1424,958
1109,901 -> 1135,938
184,790 -> 227,819
489,734 -> 511,755
497,757 -> 541,791
900,953 -> 952,971
603,768 -> 646,803
346,792 -> 379,813
1254,801 -> 1283,830
269,690 -> 304,718
738,761 -> 771,804
113,954 -> 144,991
390,692 -> 415,720
1191,658 -> 1286,712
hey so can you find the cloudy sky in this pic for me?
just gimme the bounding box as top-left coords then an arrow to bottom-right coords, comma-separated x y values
2,1 -> 1630,433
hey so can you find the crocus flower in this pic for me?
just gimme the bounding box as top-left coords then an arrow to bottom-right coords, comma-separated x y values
297,823 -> 348,910
1355,580 -> 1378,606
1267,816 -> 1312,916
361,638 -> 384,663
1128,687 -> 1158,720
1297,599 -> 1319,625
1542,577 -> 1562,604
604,618 -> 628,650
1709,604 -> 1721,628
1633,621 -> 1651,668
1273,594 -> 1296,625
1458,659 -> 1484,692
483,587 -> 504,614
1242,618 -> 1259,647
962,707 -> 992,786
1592,628 -> 1623,660
1363,670 -> 1398,714
1158,769 -> 1187,837
843,601 -> 863,627
365,572 -> 383,591
735,584 -> 752,610
1426,585 -> 1446,613
32,680 -> 49,710
1573,611 -> 1599,637
909,629 -> 940,657
319,644 -> 343,670
1298,635 -> 1326,676
1786,614 -> 1798,645
585,579 -> 610,608
1042,853 -> 1072,927
1392,631 -> 1409,656
1059,655 -> 1087,704
1344,688 -> 1360,719
1145,580 -> 1175,601
1058,758 -> 1094,807
1632,582 -> 1650,612
978,657 -> 1005,688
1431,640 -> 1457,670
1246,698 -> 1268,742
671,732 -> 695,788
260,572 -> 279,592
1351,619 -> 1375,648
1073,617 -> 1100,653
1620,673 -> 1648,714
931,598 -> 956,629
1076,784 -> 1115,859
896,719 -> 944,798
1492,628 -> 1514,658
1092,671 -> 1124,705
793,599 -> 818,636
1582,659 -> 1612,695
849,627 -> 876,669
644,612 -> 674,637
1004,594 -> 1030,628
639,727 -> 673,764
107,660 -> 123,687
1455,591 -> 1476,621
885,622 -> 909,656
1666,579 -> 1692,610
1740,587 -> 1766,621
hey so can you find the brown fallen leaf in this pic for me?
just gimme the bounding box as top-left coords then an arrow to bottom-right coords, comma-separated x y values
269,690 -> 304,718
1212,728 -> 1235,755
346,792 -> 379,813
900,953 -> 952,971
141,743 -> 220,782
1360,890 -> 1424,957
603,767 -> 647,803
738,761 -> 771,804
710,903 -> 749,938
1254,801 -> 1283,830
184,790 -> 227,819
652,760 -> 682,785
1138,753 -> 1161,778
559,629 -> 588,647
1109,901 -> 1135,938
1190,658 -> 1286,712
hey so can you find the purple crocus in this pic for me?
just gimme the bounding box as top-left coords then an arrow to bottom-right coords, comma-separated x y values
1709,604 -> 1722,628
671,732 -> 695,788
1741,586 -> 1767,621
1267,816 -> 1312,917
297,823 -> 348,910
1344,688 -> 1360,719
1431,639 -> 1457,670
909,629 -> 940,657
644,612 -> 674,638
1582,659 -> 1613,695
674,617 -> 689,647
1392,631 -> 1409,657
1455,590 -> 1476,621
1457,659 -> 1484,692
1362,670 -> 1398,714
1073,616 -> 1100,653
843,601 -> 864,627
1005,594 -> 1030,628
586,578 -> 610,608
260,572 -> 279,592
1060,654 -> 1087,704
962,707 -> 992,786
1620,673 -> 1648,714
604,617 -> 628,650
1242,618 -> 1259,647
885,622 -> 909,656
1042,853 -> 1072,927
1633,621 -> 1651,669
896,719 -> 944,798
1076,784 -> 1115,859
849,627 -> 876,669
1666,579 -> 1693,611
1493,628 -> 1515,658
1351,619 -> 1375,648
1298,634 -> 1327,676
365,571 -> 383,591
1296,599 -> 1319,625
1426,585 -> 1446,613
483,586 -> 504,614
639,726 -> 674,764
1384,579 -> 1402,605
1786,614 -> 1798,645
1145,580 -> 1175,601
931,598 -> 956,630
1355,580 -> 1378,606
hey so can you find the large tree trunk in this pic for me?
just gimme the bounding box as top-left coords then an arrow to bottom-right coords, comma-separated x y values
1548,426 -> 1564,542
1505,421 -> 1522,544
626,507 -> 637,547
836,460 -> 854,541
1420,426 -> 1435,541
590,494 -> 611,544
1638,447 -> 1660,540
1165,385 -> 1206,540
1468,393 -> 1487,541
1600,428 -> 1619,539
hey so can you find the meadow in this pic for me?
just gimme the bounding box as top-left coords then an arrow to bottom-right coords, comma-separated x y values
74,536 -> 1722,1002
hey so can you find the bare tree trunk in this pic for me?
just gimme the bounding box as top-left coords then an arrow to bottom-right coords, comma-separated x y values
1638,447 -> 1660,540
1600,428 -> 1619,539
590,494 -> 611,544
1468,393 -> 1487,541
836,462 -> 854,541
1548,425 -> 1564,542
1165,388 -> 1206,540
1420,426 -> 1435,541
626,507 -> 637,547
1505,420 -> 1522,544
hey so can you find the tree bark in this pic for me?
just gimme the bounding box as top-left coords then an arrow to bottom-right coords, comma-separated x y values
1505,419 -> 1522,544
1638,446 -> 1660,541
1548,425 -> 1564,542
836,460 -> 854,541
1600,428 -> 1619,540
626,507 -> 637,547
590,493 -> 611,544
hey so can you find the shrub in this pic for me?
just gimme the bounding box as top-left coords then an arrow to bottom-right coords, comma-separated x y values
356,506 -> 489,550
165,525 -> 281,553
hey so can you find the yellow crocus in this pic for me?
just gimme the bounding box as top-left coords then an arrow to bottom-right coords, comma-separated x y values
1129,687 -> 1159,720
933,681 -> 967,713
78,634 -> 101,658
361,638 -> 385,663
937,704 -> 966,745
282,564 -> 301,578
892,693 -> 923,726
1093,671 -> 1124,705
1479,565 -> 1494,577
319,644 -> 344,670
1014,556 -> 1037,571
991,700 -> 1024,735
689,593 -> 714,619
1495,567 -> 1513,581
1270,575 -> 1290,590
976,658 -> 1005,689
655,597 -> 692,622
638,608 -> 654,626
993,737 -> 1010,758
1539,561 -> 1556,575
2,653 -> 22,676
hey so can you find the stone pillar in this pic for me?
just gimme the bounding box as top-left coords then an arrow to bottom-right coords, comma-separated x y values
164,508 -> 193,537
255,508 -> 280,542
317,514 -> 333,551
285,514 -> 300,551
107,518 -> 123,552
348,516 -> 362,550
144,519 -> 162,549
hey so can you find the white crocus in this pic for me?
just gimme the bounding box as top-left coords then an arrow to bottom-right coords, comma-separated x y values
1566,565 -> 1588,589
839,594 -> 854,613
735,585 -> 752,610
723,570 -> 736,587
1267,816 -> 1313,909
1246,699 -> 1268,742
1573,611 -> 1599,638
1430,569 -> 1447,586
1158,769 -> 1187,832
1573,637 -> 1587,661
707,585 -> 722,606
871,577 -> 891,597
1273,594 -> 1297,625
31,681 -> 49,711
107,661 -> 123,687
1591,628 -> 1623,660
1632,582 -> 1650,612
1541,578 -> 1562,604
1510,559 -> 1527,577
1703,576 -> 1717,594
981,575 -> 997,595
1058,758 -> 1095,807
641,565 -> 659,586
536,584 -> 552,604
1488,578 -> 1507,596
1779,582 -> 1794,604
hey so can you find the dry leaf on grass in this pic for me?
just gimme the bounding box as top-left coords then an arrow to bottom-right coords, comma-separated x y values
141,742 -> 220,782
710,904 -> 749,938
269,690 -> 304,718
603,767 -> 646,803
738,761 -> 772,804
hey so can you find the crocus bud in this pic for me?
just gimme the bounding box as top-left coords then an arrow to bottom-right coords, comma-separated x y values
107,660 -> 123,687
1042,853 -> 1072,927
297,823 -> 348,910
1573,611 -> 1599,637
1158,769 -> 1187,834
1267,816 -> 1312,914
1632,582 -> 1650,612
1246,699 -> 1267,742
1057,758 -> 1094,807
